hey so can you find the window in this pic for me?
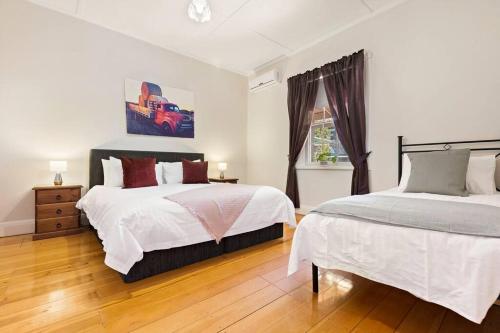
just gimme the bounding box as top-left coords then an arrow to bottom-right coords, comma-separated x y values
304,81 -> 349,166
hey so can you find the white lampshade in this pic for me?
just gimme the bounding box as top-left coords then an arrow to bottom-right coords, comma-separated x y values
217,162 -> 227,172
49,160 -> 67,172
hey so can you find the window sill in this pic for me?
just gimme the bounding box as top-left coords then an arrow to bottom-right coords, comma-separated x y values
296,164 -> 354,171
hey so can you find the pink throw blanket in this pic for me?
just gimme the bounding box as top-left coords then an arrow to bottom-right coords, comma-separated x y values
165,184 -> 259,243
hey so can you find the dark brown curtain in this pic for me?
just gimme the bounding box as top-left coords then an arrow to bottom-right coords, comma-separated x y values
286,69 -> 321,207
321,50 -> 370,195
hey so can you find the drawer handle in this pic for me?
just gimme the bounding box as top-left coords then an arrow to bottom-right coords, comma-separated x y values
56,209 -> 62,215
56,223 -> 62,229
56,195 -> 62,200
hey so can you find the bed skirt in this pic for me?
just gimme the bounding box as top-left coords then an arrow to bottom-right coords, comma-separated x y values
93,223 -> 283,283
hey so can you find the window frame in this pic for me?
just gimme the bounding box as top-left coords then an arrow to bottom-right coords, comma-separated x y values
302,111 -> 351,169
296,79 -> 352,171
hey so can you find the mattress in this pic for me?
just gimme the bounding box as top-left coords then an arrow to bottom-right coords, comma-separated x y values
77,183 -> 296,274
288,189 -> 500,324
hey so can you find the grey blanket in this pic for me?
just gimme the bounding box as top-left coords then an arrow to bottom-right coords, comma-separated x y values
311,194 -> 500,238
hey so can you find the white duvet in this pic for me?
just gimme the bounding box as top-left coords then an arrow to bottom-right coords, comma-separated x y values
288,189 -> 500,324
77,183 -> 296,275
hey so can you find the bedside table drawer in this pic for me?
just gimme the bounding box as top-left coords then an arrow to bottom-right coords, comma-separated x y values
36,188 -> 81,205
37,216 -> 79,233
36,202 -> 79,219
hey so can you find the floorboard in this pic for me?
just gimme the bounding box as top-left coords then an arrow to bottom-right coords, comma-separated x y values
395,300 -> 446,333
0,216 -> 498,332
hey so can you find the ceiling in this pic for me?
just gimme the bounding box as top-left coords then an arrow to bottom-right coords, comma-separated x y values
29,0 -> 405,76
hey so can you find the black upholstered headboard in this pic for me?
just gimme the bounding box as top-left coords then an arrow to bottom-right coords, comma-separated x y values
89,149 -> 204,189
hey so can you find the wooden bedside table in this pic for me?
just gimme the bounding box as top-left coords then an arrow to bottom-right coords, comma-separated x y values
208,178 -> 239,184
32,185 -> 85,240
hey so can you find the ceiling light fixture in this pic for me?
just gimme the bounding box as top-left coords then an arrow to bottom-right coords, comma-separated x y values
188,0 -> 211,23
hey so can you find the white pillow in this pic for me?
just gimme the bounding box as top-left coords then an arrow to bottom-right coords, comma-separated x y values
163,162 -> 183,184
155,163 -> 164,185
466,155 -> 497,194
102,157 -> 123,187
162,160 -> 201,184
397,154 -> 411,191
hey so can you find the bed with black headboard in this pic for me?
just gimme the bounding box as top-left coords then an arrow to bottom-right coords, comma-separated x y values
290,136 -> 500,324
89,149 -> 205,189
87,148 -> 283,283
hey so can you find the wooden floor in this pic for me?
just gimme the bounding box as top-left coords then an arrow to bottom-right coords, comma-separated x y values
0,218 -> 499,332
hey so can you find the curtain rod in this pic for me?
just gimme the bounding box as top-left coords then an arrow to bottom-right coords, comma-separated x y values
288,49 -> 372,82
307,67 -> 352,83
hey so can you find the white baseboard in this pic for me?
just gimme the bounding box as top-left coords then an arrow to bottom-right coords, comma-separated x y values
0,219 -> 35,237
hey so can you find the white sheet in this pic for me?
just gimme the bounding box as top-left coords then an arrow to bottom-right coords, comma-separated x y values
77,183 -> 296,275
288,188 -> 500,324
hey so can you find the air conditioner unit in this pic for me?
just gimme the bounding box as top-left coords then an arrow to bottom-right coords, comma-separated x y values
249,70 -> 280,92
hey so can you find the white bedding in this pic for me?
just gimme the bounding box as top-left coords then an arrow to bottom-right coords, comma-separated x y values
77,183 -> 296,275
288,189 -> 500,324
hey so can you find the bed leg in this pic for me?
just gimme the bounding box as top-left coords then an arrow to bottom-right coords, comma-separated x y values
312,263 -> 319,293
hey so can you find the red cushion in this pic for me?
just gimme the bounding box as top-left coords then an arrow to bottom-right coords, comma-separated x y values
182,159 -> 209,184
121,157 -> 158,188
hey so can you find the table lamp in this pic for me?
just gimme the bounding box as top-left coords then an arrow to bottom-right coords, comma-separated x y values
217,162 -> 227,180
50,161 -> 67,186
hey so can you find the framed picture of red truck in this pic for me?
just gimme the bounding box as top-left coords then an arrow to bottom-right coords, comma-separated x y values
125,79 -> 195,138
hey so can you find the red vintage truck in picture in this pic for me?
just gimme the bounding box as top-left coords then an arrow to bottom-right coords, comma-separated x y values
125,80 -> 195,138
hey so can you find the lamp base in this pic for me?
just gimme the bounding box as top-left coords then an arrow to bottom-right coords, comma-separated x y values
53,173 -> 63,186
219,171 -> 224,180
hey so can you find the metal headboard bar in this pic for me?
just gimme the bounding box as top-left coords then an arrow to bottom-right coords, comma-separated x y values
404,148 -> 500,154
402,139 -> 500,147
398,136 -> 403,182
397,136 -> 500,184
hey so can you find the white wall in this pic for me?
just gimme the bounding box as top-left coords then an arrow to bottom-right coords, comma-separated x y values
247,0 -> 500,210
0,0 -> 248,235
